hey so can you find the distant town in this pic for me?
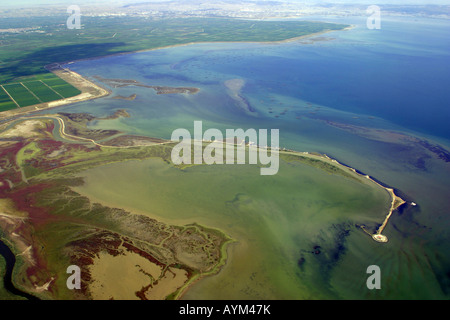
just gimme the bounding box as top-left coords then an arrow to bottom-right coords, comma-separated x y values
0,0 -> 449,20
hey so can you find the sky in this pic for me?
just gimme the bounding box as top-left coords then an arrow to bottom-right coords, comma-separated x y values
1,0 -> 449,7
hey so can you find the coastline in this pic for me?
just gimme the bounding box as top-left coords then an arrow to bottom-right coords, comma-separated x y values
51,24 -> 354,68
0,24 -> 352,121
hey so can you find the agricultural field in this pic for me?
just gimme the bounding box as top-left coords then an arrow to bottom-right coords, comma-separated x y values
21,81 -> 63,102
0,87 -> 18,112
1,83 -> 41,108
0,73 -> 82,110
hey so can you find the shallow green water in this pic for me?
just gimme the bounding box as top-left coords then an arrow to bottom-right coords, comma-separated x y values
74,156 -> 393,299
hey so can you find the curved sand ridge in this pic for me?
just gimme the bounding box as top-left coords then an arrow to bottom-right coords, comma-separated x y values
322,154 -> 407,243
44,112 -> 408,244
4,113 -> 408,246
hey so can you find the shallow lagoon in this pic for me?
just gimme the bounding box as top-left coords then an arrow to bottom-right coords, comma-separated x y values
74,156 -> 392,299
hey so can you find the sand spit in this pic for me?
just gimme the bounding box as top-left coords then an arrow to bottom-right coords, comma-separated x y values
321,154 -> 407,243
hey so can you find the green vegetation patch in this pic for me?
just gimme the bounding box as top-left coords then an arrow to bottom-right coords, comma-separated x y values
21,81 -> 63,102
2,83 -> 41,107
0,73 -> 81,108
48,83 -> 81,99
0,87 -> 17,111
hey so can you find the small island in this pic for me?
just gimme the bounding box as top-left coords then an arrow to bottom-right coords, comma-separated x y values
93,76 -> 200,95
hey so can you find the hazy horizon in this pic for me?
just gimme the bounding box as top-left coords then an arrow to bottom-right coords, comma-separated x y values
1,0 -> 449,8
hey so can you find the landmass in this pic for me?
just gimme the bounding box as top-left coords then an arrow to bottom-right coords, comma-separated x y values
0,110 -> 406,299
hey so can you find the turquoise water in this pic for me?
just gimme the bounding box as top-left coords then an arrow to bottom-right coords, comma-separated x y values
44,16 -> 450,299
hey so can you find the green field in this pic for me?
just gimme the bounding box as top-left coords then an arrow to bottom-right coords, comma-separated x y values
38,78 -> 81,99
2,83 -> 41,108
0,87 -> 18,111
0,74 -> 82,110
21,81 -> 62,102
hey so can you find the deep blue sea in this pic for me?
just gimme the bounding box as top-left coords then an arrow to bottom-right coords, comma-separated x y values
45,15 -> 450,299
